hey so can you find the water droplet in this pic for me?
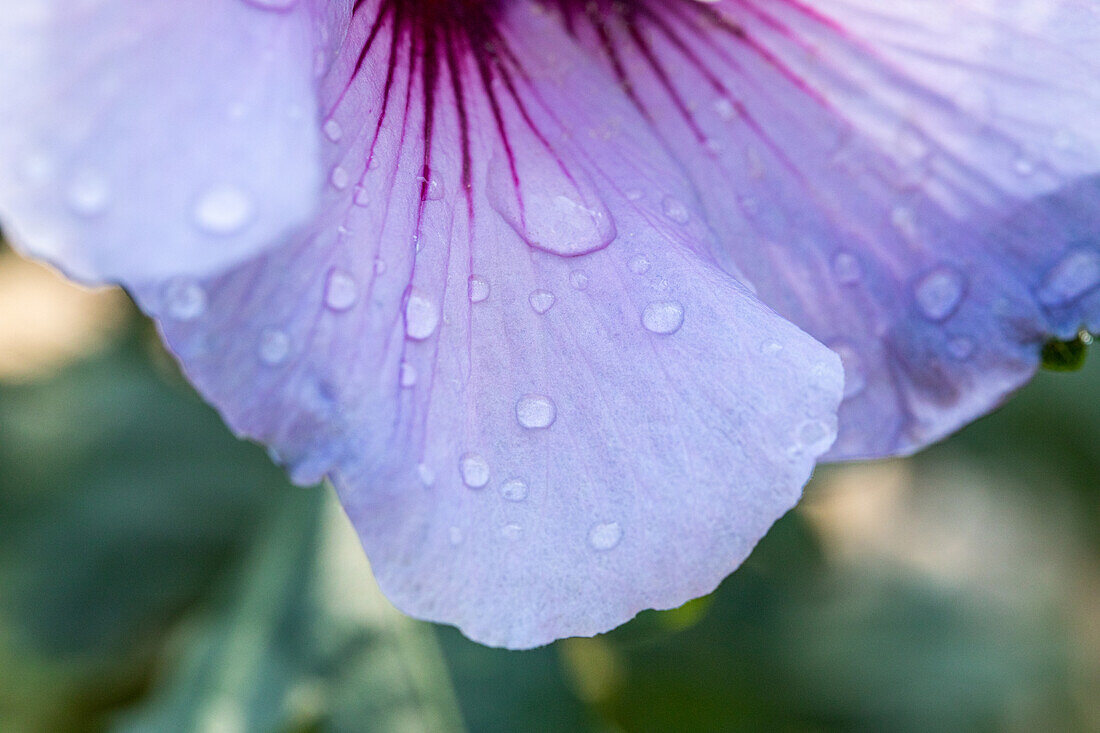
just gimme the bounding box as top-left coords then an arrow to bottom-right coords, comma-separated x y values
661,195 -> 690,224
642,301 -> 685,335
162,278 -> 206,321
324,269 -> 358,311
405,290 -> 440,340
459,453 -> 490,489
829,341 -> 866,399
529,289 -> 556,314
448,526 -> 464,545
354,187 -> 371,207
913,265 -> 966,321
500,523 -> 523,541
500,478 -> 529,502
417,463 -> 436,486
570,270 -> 590,291
832,251 -> 863,286
790,419 -> 833,456
1013,156 -> 1036,176
759,339 -> 783,355
330,165 -> 350,190
373,258 -> 386,275
193,184 -> 254,235
713,97 -> 737,121
468,275 -> 490,303
1037,247 -> 1100,307
625,188 -> 644,202
259,327 -> 290,365
418,176 -> 444,201
66,170 -> 110,217
322,118 -> 343,142
629,255 -> 651,275
588,522 -> 622,551
948,336 -> 975,360
400,362 -> 418,388
516,394 -> 557,429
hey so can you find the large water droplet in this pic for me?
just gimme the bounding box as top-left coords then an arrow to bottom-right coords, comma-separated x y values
66,170 -> 110,217
1037,248 -> 1100,307
790,419 -> 833,456
324,268 -> 358,311
162,278 -> 207,321
913,265 -> 966,321
259,327 -> 290,365
193,184 -> 254,235
500,478 -> 529,502
468,275 -> 490,303
516,394 -> 557,429
661,196 -> 690,224
588,522 -> 622,551
642,301 -> 685,335
459,453 -> 490,489
405,290 -> 440,340
529,289 -> 556,315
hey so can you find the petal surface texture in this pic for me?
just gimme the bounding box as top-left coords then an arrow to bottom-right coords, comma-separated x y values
0,0 -> 325,283
135,0 -> 843,648
556,0 -> 1100,458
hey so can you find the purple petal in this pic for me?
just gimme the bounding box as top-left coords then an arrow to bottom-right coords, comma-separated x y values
550,0 -> 1100,458
133,1 -> 843,648
0,0 -> 327,283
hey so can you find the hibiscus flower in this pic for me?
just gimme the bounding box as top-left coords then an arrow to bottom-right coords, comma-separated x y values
1,0 -> 1097,648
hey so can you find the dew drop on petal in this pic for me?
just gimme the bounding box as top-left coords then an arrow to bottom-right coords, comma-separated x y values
948,336 -> 975,360
642,301 -> 685,335
501,523 -> 523,541
162,278 -> 207,321
829,340 -> 866,399
405,290 -> 440,340
259,327 -> 290,365
418,176 -> 444,201
324,268 -> 358,311
629,255 -> 651,275
193,184 -> 254,235
529,289 -> 556,315
330,166 -> 350,190
588,522 -> 622,551
832,251 -> 863,286
713,97 -> 737,122
322,118 -> 343,142
468,275 -> 490,303
448,526 -> 464,546
516,394 -> 557,429
417,463 -> 436,486
500,478 -> 529,502
625,188 -> 644,202
400,361 -> 418,388
373,257 -> 386,275
459,453 -> 490,489
759,339 -> 783,355
1037,247 -> 1100,307
790,419 -> 833,456
913,265 -> 966,321
66,170 -> 110,217
354,187 -> 371,207
661,195 -> 690,224
570,270 -> 590,291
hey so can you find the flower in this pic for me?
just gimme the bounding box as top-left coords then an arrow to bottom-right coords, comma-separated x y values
0,0 -> 1097,648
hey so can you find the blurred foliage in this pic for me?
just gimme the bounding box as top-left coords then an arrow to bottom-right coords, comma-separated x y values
1041,333 -> 1092,372
0,297 -> 1098,732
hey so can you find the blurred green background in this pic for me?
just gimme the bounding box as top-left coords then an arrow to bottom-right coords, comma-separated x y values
1,248 -> 1098,733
